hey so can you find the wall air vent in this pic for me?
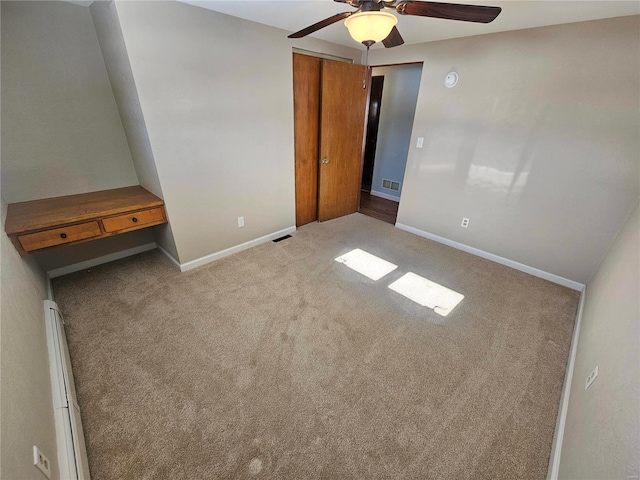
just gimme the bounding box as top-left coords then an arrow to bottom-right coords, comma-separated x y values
382,179 -> 400,191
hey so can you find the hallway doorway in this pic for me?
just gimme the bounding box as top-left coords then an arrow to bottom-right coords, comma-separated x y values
358,62 -> 423,225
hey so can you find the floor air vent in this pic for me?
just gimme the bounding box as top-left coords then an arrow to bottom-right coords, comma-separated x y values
273,235 -> 292,243
382,179 -> 400,191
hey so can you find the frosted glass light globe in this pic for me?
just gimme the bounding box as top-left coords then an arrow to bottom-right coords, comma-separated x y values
345,11 -> 398,44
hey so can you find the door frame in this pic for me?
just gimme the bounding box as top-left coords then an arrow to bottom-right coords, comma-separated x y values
357,61 -> 424,209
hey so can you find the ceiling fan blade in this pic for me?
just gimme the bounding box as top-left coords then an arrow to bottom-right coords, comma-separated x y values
288,12 -> 354,38
396,1 -> 501,23
382,26 -> 405,48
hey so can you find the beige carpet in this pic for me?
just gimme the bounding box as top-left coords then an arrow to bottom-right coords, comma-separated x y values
53,213 -> 579,479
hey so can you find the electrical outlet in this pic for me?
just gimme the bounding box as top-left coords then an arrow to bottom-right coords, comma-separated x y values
237,216 -> 245,228
461,217 -> 470,228
585,365 -> 599,390
33,446 -> 51,479
416,137 -> 424,149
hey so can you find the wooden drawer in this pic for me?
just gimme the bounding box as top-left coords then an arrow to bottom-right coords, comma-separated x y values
18,221 -> 102,252
102,207 -> 166,233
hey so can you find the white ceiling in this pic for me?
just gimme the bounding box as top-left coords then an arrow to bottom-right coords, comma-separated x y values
179,0 -> 639,49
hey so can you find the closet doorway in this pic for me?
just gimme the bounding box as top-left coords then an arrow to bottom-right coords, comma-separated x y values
293,52 -> 368,227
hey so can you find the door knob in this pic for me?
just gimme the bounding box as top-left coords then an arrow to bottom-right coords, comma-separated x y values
321,158 -> 329,164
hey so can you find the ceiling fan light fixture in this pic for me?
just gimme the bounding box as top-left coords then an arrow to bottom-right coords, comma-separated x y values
344,11 -> 398,44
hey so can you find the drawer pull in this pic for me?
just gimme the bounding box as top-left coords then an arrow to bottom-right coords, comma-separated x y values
18,221 -> 101,252
102,207 -> 165,233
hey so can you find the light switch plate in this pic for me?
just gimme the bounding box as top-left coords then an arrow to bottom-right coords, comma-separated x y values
416,137 -> 424,149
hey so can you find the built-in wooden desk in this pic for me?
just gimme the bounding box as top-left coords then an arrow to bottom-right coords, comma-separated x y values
4,186 -> 167,256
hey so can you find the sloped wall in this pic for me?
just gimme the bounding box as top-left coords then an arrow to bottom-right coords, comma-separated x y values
1,1 -> 138,202
90,0 -> 179,259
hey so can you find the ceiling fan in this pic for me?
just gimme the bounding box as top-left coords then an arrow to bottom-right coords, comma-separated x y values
288,0 -> 502,48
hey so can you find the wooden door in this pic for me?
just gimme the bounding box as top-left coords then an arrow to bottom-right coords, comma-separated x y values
318,60 -> 368,222
293,53 -> 321,227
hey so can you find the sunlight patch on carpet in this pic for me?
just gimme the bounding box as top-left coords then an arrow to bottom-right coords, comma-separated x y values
388,272 -> 464,316
335,248 -> 398,281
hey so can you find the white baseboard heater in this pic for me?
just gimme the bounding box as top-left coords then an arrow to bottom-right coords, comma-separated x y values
44,300 -> 91,480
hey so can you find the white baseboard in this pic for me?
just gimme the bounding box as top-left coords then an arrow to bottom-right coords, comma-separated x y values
370,190 -> 400,203
46,242 -> 157,279
156,244 -> 181,269
163,226 -> 297,273
395,223 -> 585,291
546,287 -> 586,479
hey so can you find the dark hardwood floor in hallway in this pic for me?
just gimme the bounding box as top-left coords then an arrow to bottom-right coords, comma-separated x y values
359,191 -> 399,225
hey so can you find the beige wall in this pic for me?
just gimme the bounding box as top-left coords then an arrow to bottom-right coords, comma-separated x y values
89,0 -> 179,259
558,200 -> 639,478
370,16 -> 640,285
1,1 -> 138,203
0,197 -> 59,480
106,1 -> 360,263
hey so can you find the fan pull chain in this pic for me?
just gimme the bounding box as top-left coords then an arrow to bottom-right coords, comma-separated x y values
362,43 -> 371,89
